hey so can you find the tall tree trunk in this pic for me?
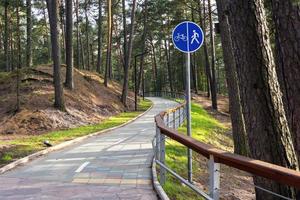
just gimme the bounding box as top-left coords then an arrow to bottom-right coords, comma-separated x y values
65,0 -> 74,89
216,0 -> 249,156
164,39 -> 173,93
80,32 -> 86,69
84,0 -> 90,70
46,0 -> 65,111
104,0 -> 112,87
137,0 -> 148,94
198,0 -> 211,98
96,0 -> 103,73
271,0 -> 300,163
16,0 -> 21,111
26,0 -> 33,68
121,0 -> 137,107
207,0 -> 218,110
108,18 -> 113,79
59,0 -> 65,64
228,0 -> 298,198
122,0 -> 127,72
191,54 -> 198,94
4,1 -> 9,72
150,36 -> 158,93
90,43 -> 94,68
191,4 -> 198,94
114,20 -> 124,80
0,19 -> 3,52
9,20 -> 13,71
42,3 -> 51,63
75,0 -> 80,69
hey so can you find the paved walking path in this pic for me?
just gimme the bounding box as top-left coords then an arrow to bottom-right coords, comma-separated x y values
0,97 -> 177,200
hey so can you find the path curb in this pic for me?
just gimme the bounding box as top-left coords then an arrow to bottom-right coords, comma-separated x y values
152,158 -> 170,200
0,103 -> 153,175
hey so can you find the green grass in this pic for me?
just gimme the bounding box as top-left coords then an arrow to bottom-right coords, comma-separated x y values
162,103 -> 231,200
0,99 -> 152,166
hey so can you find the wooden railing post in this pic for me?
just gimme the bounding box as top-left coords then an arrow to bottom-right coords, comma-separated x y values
209,155 -> 220,200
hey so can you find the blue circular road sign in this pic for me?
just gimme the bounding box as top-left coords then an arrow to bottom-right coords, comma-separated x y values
172,21 -> 204,53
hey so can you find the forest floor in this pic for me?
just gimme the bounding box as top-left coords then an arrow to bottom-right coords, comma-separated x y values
0,65 -> 143,167
163,93 -> 255,200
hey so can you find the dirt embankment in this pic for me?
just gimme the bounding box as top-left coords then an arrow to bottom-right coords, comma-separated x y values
0,65 -> 135,139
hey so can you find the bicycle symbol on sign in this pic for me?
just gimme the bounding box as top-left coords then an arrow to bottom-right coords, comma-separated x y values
174,33 -> 187,42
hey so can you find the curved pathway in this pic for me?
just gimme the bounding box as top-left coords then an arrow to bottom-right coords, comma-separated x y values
0,97 -> 178,200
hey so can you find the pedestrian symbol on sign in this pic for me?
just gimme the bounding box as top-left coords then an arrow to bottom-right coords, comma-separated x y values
191,30 -> 200,44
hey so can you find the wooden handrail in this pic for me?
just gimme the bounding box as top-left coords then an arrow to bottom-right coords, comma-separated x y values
155,113 -> 300,189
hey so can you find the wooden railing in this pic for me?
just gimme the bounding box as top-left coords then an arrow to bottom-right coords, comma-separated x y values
147,91 -> 300,200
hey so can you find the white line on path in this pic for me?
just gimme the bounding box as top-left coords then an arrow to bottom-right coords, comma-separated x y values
46,157 -> 95,162
75,162 -> 90,173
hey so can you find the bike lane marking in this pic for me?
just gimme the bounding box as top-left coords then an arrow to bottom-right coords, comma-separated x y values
75,162 -> 90,173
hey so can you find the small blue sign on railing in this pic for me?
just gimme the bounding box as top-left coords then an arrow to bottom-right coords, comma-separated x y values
172,21 -> 204,53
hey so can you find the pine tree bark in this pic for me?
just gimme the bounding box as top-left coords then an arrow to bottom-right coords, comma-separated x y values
190,5 -> 198,94
104,0 -> 112,87
46,0 -> 65,111
192,56 -> 198,94
108,19 -> 113,79
65,0 -> 74,90
90,43 -> 94,67
227,0 -> 298,198
26,0 -> 33,68
150,36 -> 158,93
207,0 -> 218,110
121,0 -> 137,107
4,1 -> 9,72
80,32 -> 86,69
75,0 -> 80,69
216,0 -> 249,156
114,20 -> 124,80
137,0 -> 148,94
9,22 -> 13,71
271,0 -> 300,162
164,39 -> 173,93
0,20 -> 3,53
121,0 -> 127,71
16,0 -> 21,111
59,0 -> 65,64
198,0 -> 211,98
96,0 -> 103,73
42,4 -> 51,62
84,0 -> 90,70
121,0 -> 128,105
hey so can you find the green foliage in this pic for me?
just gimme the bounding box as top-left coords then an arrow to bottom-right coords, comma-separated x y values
138,98 -> 152,110
1,153 -> 12,162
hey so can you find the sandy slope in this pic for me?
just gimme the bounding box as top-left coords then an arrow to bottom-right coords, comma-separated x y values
0,65 -> 135,137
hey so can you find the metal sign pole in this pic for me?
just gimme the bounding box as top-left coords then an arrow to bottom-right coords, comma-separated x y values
173,21 -> 203,184
186,52 -> 192,183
